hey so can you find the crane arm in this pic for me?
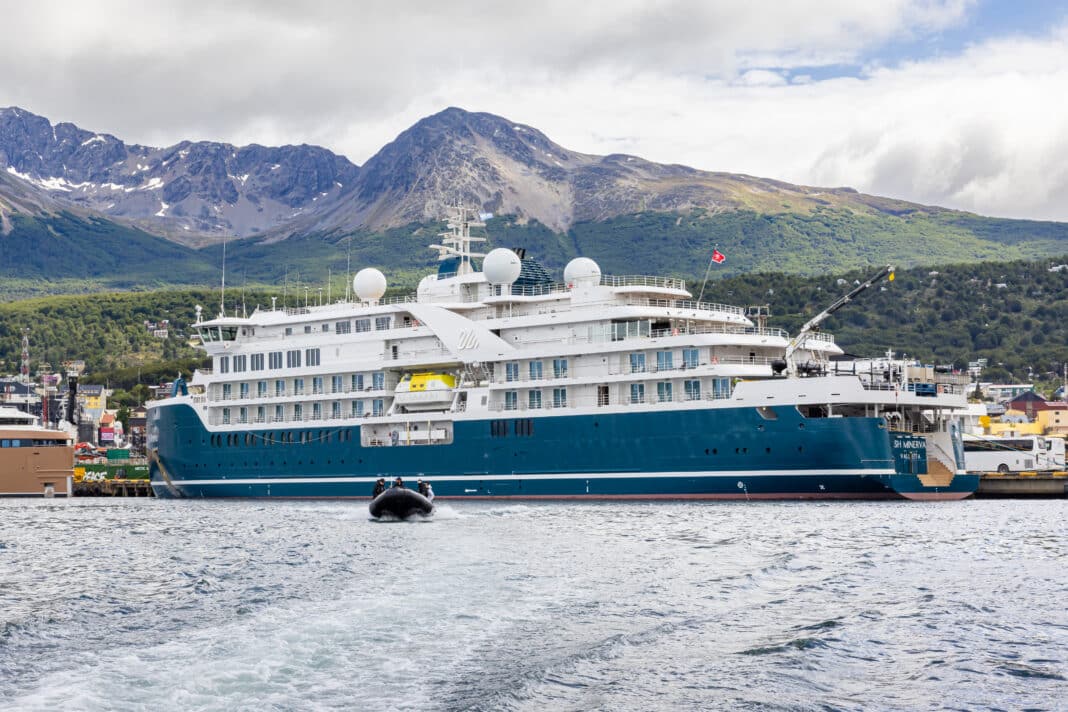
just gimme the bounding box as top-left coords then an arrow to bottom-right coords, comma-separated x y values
785,265 -> 894,370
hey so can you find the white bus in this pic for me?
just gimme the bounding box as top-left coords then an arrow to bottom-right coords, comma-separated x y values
963,435 -> 1067,473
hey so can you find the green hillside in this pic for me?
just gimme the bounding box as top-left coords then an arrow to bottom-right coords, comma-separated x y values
0,212 -> 218,294
1,256 -> 1064,389
2,206 -> 1068,300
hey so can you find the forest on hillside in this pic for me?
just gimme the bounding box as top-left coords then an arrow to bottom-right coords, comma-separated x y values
0,255 -> 1064,392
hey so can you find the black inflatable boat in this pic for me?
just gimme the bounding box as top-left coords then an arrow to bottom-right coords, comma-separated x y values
369,487 -> 434,519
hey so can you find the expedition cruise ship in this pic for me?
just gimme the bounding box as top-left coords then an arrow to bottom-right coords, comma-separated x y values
148,207 -> 978,500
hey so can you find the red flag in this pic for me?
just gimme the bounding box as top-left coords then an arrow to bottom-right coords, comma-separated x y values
711,248 -> 726,264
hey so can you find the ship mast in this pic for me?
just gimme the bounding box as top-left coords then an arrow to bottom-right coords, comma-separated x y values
428,203 -> 486,276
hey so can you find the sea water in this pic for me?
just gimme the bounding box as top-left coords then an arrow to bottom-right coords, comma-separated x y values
0,499 -> 1065,711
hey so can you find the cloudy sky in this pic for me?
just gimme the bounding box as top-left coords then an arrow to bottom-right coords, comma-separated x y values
3,0 -> 1068,220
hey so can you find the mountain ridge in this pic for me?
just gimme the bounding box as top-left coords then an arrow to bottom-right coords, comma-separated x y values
2,105 -> 976,247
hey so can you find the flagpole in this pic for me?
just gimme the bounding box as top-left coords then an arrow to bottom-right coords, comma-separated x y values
697,245 -> 718,302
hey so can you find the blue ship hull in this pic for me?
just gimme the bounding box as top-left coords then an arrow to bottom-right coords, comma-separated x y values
148,403 -> 977,501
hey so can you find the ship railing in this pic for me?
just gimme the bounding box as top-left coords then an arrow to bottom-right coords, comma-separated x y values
600,275 -> 686,290
208,385 -> 392,404
648,325 -> 789,339
494,356 -> 772,384
487,389 -> 734,412
630,297 -> 746,317
211,410 -> 385,426
859,381 -> 969,396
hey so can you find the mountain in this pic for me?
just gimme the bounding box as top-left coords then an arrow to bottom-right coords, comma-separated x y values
297,107 -> 939,236
2,105 -> 1068,293
0,105 -> 998,243
0,106 -> 358,245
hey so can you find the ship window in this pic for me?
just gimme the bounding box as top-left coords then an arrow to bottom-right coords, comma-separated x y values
233,356 -> 247,373
552,388 -> 567,408
219,356 -> 230,374
336,321 -> 351,334
372,399 -> 384,416
552,359 -> 568,378
355,319 -> 371,333
322,323 -> 330,332
269,352 -> 283,369
529,361 -> 544,380
529,390 -> 542,409
656,351 -> 674,371
251,354 -> 265,371
304,325 -> 312,334
286,350 -> 301,368
684,380 -> 701,401
375,316 -> 391,330
305,348 -> 321,367
220,327 -> 238,341
504,391 -> 518,410
683,348 -> 699,369
505,362 -> 520,382
630,383 -> 645,404
285,327 -> 293,336
756,407 -> 778,420
712,378 -> 731,399
657,382 -> 673,403
372,372 -> 385,390
629,353 -> 646,373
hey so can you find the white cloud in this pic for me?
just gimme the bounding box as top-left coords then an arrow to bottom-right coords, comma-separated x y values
6,1 -> 1068,221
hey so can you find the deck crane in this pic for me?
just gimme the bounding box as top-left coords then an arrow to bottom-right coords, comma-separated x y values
781,264 -> 895,377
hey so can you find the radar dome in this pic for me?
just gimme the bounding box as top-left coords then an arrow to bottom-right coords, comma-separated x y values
353,268 -> 387,301
482,248 -> 522,284
564,257 -> 601,286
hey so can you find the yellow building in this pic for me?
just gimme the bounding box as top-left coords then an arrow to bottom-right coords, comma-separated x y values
1037,408 -> 1068,437
986,410 -> 1041,436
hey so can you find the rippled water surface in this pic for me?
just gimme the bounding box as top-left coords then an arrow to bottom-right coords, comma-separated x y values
1,499 -> 1066,711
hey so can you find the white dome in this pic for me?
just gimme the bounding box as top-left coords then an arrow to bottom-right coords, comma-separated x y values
564,257 -> 601,285
353,268 -> 387,301
482,248 -> 522,285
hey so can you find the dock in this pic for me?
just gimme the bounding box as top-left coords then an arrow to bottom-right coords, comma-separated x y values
976,471 -> 1068,498
72,479 -> 154,497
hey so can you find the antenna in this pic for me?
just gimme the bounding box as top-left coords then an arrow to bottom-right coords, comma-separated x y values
219,236 -> 227,318
346,235 -> 352,302
431,203 -> 486,275
242,270 -> 247,318
283,265 -> 289,308
327,267 -> 332,303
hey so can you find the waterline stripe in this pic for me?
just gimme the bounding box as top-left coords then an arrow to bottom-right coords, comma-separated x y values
158,469 -> 895,487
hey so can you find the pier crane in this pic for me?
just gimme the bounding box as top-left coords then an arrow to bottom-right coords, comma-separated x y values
780,265 -> 894,377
